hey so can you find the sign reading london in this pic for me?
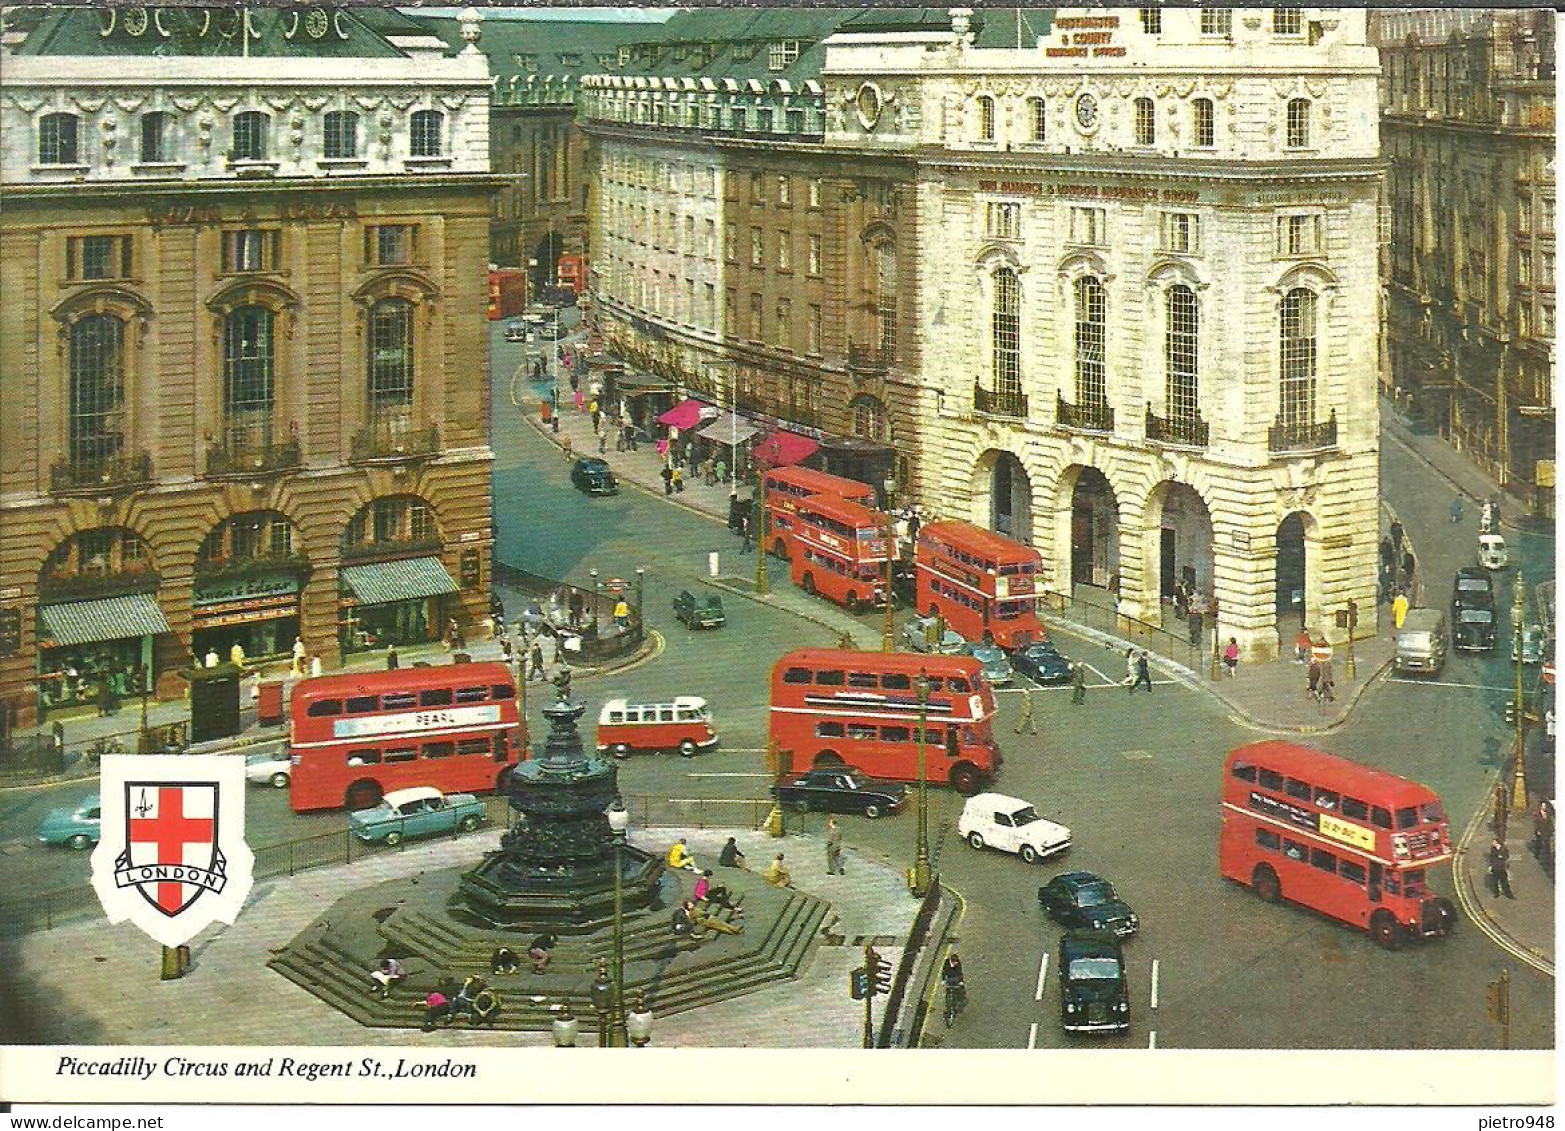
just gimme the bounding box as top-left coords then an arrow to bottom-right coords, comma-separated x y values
92,755 -> 254,948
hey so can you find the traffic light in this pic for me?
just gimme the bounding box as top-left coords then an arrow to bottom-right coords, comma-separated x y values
850,968 -> 868,1001
867,947 -> 892,995
0,607 -> 19,658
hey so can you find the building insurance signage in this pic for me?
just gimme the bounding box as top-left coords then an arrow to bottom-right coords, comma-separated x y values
1046,14 -> 1126,59
193,574 -> 301,607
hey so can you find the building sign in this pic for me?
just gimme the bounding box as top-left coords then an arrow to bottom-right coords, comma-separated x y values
977,177 -> 1200,205
1047,14 -> 1126,58
146,196 -> 356,227
192,574 -> 300,608
332,704 -> 500,740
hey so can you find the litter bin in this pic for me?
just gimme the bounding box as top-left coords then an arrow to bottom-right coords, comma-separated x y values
540,400 -> 552,423
257,680 -> 285,727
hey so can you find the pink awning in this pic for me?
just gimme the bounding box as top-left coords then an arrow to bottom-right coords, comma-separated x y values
657,398 -> 707,431
754,430 -> 818,469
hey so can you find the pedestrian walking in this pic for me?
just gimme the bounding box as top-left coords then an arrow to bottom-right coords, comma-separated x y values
1070,662 -> 1087,705
500,636 -> 512,663
561,434 -> 572,461
528,642 -> 545,683
1123,647 -> 1137,692
613,598 -> 630,630
1222,637 -> 1240,678
1014,685 -> 1038,733
700,457 -> 715,486
1389,520 -> 1404,554
1307,658 -> 1322,700
825,817 -> 845,875
740,512 -> 753,554
1133,651 -> 1153,693
1187,605 -> 1204,648
672,466 -> 685,493
598,432 -> 608,456
309,654 -> 322,678
1318,659 -> 1336,702
291,637 -> 307,677
727,492 -> 743,533
1449,495 -> 1464,524
714,457 -> 727,486
1391,591 -> 1410,629
661,464 -> 674,496
1487,838 -> 1515,899
386,643 -> 400,670
1400,550 -> 1416,591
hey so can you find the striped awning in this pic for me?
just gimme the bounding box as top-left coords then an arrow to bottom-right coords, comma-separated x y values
38,592 -> 170,647
698,413 -> 760,446
340,556 -> 458,606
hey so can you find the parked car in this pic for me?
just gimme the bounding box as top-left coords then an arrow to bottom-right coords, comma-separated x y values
963,642 -> 1014,686
37,792 -> 101,850
1012,639 -> 1074,685
244,751 -> 292,789
348,786 -> 484,846
1451,567 -> 1497,653
1478,532 -> 1510,571
774,768 -> 908,819
1514,623 -> 1549,666
902,614 -> 966,655
504,322 -> 528,343
1038,871 -> 1140,937
570,457 -> 619,496
957,792 -> 1071,864
1058,930 -> 1131,1035
673,589 -> 726,630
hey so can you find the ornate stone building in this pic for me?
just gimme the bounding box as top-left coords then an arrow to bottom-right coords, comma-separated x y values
1371,10 -> 1555,517
0,6 -> 499,725
822,7 -> 1383,659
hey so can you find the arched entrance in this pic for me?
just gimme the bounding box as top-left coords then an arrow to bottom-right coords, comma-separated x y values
530,232 -> 563,299
990,452 -> 1032,543
1151,482 -> 1214,603
193,511 -> 308,662
1276,511 -> 1313,633
1067,466 -> 1119,591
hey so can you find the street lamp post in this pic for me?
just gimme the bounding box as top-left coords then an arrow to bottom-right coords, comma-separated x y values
1511,572 -> 1529,813
754,472 -> 768,596
882,510 -> 896,653
634,568 -> 645,614
910,669 -> 932,896
607,802 -> 630,1046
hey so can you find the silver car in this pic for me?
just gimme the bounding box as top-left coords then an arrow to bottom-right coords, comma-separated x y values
902,614 -> 966,654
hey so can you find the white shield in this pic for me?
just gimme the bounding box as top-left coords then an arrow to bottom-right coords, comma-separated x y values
92,754 -> 255,948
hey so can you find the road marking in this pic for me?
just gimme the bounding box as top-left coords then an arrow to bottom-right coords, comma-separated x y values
1034,951 -> 1049,1001
1150,958 -> 1160,1009
1149,1030 -> 1157,1050
1083,663 -> 1115,686
1386,678 -> 1519,692
1027,1022 -> 1038,1049
710,748 -> 767,755
685,771 -> 773,779
1122,750 -> 1154,760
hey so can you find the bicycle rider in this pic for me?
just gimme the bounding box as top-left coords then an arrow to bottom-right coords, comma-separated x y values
940,952 -> 967,1022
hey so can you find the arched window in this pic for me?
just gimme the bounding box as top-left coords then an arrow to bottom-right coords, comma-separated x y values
1165,285 -> 1199,424
199,511 -> 294,566
1279,288 -> 1317,429
231,111 -> 269,161
1028,97 -> 1047,142
223,306 -> 275,449
38,112 -> 80,165
411,110 -> 444,157
1193,98 -> 1215,148
1134,97 -> 1156,145
992,268 -> 1021,398
1074,276 -> 1107,407
324,110 -> 359,159
140,111 -> 172,163
344,495 -> 436,553
976,96 -> 996,142
68,315 -> 126,467
851,396 -> 888,442
368,299 -> 414,427
1286,98 -> 1311,147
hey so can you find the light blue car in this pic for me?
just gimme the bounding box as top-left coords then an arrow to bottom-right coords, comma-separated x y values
37,792 -> 101,850
964,642 -> 1015,686
348,786 -> 484,847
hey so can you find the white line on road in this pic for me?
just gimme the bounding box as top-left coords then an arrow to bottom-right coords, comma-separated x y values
1150,959 -> 1160,1010
711,748 -> 767,755
1028,1022 -> 1038,1049
1386,678 -> 1518,693
685,772 -> 774,779
1149,1030 -> 1157,1050
1083,663 -> 1116,686
1035,952 -> 1049,1001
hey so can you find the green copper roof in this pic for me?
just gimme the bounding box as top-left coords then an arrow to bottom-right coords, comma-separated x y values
14,5 -> 414,58
419,14 -> 647,83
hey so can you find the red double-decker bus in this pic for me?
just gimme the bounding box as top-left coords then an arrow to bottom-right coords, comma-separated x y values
287,662 -> 526,812
769,648 -> 1001,795
915,520 -> 1046,649
762,466 -> 876,559
788,494 -> 890,613
1218,740 -> 1456,949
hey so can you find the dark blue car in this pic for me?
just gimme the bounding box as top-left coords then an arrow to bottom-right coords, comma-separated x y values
1012,640 -> 1073,685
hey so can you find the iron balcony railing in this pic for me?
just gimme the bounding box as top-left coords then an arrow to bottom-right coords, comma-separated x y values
350,421 -> 440,463
1145,404 -> 1210,448
1056,392 -> 1114,433
1268,411 -> 1338,453
973,382 -> 1029,419
848,340 -> 892,374
49,450 -> 152,495
205,433 -> 303,478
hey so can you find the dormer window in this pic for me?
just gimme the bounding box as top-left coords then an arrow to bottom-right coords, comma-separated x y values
1200,9 -> 1232,37
1273,8 -> 1304,36
231,111 -> 270,162
38,112 -> 80,165
768,39 -> 800,72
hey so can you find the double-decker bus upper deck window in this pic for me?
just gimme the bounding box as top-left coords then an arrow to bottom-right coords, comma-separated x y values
1338,860 -> 1367,885
420,688 -> 453,707
782,667 -> 812,684
1395,806 -> 1419,829
1340,795 -> 1369,820
848,672 -> 877,688
677,706 -> 701,721
1230,762 -> 1258,782
923,677 -> 944,693
658,706 -> 676,722
1371,806 -> 1392,829
424,741 -> 455,759
385,747 -> 417,764
1258,768 -> 1284,791
308,698 -> 344,717
815,670 -> 845,686
455,686 -> 488,704
1284,777 -> 1312,801
816,721 -> 844,738
607,710 -> 625,723
1309,847 -> 1336,872
1313,787 -> 1339,810
382,692 -> 417,710
882,673 -> 911,690
490,684 -> 515,700
346,695 -> 378,714
1255,827 -> 1280,850
948,677 -> 971,693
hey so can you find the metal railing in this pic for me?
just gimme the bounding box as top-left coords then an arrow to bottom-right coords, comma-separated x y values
49,450 -> 152,494
491,559 -> 645,665
1056,392 -> 1114,433
205,433 -> 303,478
848,340 -> 892,373
1145,404 -> 1210,448
1038,584 -> 1209,674
350,421 -> 440,463
973,383 -> 1029,419
877,880 -> 944,1048
1268,411 -> 1338,453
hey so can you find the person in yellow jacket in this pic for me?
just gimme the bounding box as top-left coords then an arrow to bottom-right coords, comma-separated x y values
763,853 -> 792,888
1391,591 -> 1410,630
666,837 -> 698,872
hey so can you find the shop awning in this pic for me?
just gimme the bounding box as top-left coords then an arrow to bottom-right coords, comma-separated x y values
754,430 -> 819,469
38,592 -> 170,647
657,398 -> 708,430
618,372 -> 676,395
340,556 -> 459,606
697,413 -> 760,445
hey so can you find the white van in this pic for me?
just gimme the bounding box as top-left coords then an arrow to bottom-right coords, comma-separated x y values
1395,608 -> 1448,675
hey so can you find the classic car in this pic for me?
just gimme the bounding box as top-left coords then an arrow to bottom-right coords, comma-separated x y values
244,751 -> 292,788
1011,639 -> 1075,685
37,792 -> 101,850
570,457 -> 619,496
504,322 -> 529,343
957,792 -> 1072,864
673,589 -> 726,630
1450,567 -> 1497,653
963,642 -> 1014,686
1478,532 -> 1510,571
1514,623 -> 1549,666
902,614 -> 966,655
348,786 -> 484,846
1038,871 -> 1140,937
1058,930 -> 1131,1034
773,768 -> 908,819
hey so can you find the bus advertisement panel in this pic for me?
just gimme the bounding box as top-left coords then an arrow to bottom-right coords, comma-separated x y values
288,661 -> 525,812
915,520 -> 1046,649
769,648 -> 1000,795
762,466 -> 876,558
1218,740 -> 1456,949
787,494 -> 890,614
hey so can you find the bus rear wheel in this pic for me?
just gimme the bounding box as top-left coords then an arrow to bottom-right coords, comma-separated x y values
1370,909 -> 1405,951
346,781 -> 382,812
802,573 -> 816,595
1251,864 -> 1281,904
845,593 -> 863,614
772,539 -> 789,561
950,763 -> 982,796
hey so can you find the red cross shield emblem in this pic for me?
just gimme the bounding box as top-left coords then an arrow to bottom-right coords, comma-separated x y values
113,782 -> 227,918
